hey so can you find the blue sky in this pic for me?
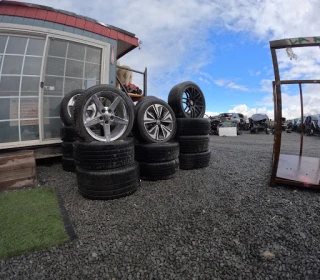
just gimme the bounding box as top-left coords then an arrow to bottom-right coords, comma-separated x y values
28,0 -> 320,119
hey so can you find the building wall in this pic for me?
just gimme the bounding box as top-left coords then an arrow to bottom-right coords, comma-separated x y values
0,15 -> 118,86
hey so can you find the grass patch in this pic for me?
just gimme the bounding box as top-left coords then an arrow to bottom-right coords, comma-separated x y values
0,188 -> 69,259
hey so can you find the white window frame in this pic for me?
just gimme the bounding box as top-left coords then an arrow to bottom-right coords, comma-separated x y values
0,23 -> 111,149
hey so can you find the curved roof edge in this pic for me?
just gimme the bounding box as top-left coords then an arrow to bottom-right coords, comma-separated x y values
0,1 -> 139,50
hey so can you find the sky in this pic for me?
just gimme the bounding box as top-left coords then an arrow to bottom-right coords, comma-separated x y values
28,0 -> 320,120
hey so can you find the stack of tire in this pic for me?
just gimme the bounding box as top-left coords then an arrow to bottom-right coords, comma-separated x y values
59,89 -> 85,172
72,139 -> 139,200
168,81 -> 211,170
133,96 -> 179,181
71,85 -> 140,200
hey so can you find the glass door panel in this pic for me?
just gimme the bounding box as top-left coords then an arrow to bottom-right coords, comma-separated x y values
0,35 -> 44,143
43,38 -> 102,139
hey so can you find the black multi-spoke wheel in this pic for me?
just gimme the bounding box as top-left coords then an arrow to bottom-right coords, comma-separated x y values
168,81 -> 206,118
136,98 -> 176,143
73,85 -> 134,142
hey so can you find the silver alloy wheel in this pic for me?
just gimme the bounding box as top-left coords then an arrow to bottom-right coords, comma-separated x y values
182,86 -> 205,118
143,104 -> 174,141
82,92 -> 129,141
67,94 -> 97,121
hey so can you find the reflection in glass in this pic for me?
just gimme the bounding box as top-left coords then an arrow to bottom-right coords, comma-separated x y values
2,56 -> 23,74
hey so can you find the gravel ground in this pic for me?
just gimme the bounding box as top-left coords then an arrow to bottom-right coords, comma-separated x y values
1,132 -> 320,280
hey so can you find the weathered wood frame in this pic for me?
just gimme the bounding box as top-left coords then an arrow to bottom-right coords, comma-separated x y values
270,36 -> 320,187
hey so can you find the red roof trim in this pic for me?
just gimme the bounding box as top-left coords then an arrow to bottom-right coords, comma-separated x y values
0,2 -> 138,48
35,9 -> 47,20
14,6 -> 27,17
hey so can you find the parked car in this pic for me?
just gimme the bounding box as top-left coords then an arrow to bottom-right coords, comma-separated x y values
237,113 -> 248,130
249,113 -> 270,134
296,117 -> 306,133
219,113 -> 241,127
304,115 -> 320,135
208,115 -> 221,135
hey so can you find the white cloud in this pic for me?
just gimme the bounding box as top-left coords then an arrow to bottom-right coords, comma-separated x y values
26,0 -> 320,110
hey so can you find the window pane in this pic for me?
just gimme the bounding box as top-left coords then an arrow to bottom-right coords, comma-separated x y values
23,57 -> 42,75
6,37 -> 27,54
84,79 -> 99,89
68,42 -> 85,60
85,63 -> 100,79
26,38 -> 45,56
21,123 -> 39,141
43,97 -> 61,117
64,78 -> 83,93
0,121 -> 19,143
0,98 -> 18,120
21,76 -> 40,96
20,98 -> 39,119
65,59 -> 83,78
0,76 -> 21,94
48,39 -> 67,57
0,36 -> 8,53
2,56 -> 23,74
44,76 -> 63,95
43,118 -> 61,139
86,46 -> 101,64
46,57 -> 65,76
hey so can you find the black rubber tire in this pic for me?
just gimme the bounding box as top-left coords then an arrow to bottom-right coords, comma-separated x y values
60,126 -> 78,142
139,159 -> 179,181
135,142 -> 179,163
73,84 -> 134,142
73,139 -> 134,170
134,96 -> 160,116
135,98 -> 177,143
79,186 -> 138,200
168,81 -> 206,118
175,118 -> 210,136
62,142 -> 73,157
179,150 -> 211,170
76,162 -> 139,200
60,89 -> 85,126
62,156 -> 76,172
133,96 -> 160,137
177,135 -> 209,153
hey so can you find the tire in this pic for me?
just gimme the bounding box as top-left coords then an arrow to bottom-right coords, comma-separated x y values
134,96 -> 160,116
135,98 -> 177,143
79,186 -> 138,200
73,84 -> 134,142
73,139 -> 134,170
175,118 -> 210,136
62,156 -> 76,172
179,150 -> 211,170
139,159 -> 179,181
168,81 -> 206,118
76,162 -> 139,200
60,89 -> 85,126
133,96 -> 160,137
62,142 -> 73,157
177,135 -> 209,153
135,142 -> 179,163
60,126 -> 78,141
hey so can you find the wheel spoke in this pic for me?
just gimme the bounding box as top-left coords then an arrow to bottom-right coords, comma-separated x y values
103,123 -> 111,141
147,125 -> 160,140
108,96 -> 121,112
91,95 -> 105,114
160,124 -> 172,138
144,117 -> 157,124
152,105 -> 161,119
161,110 -> 173,123
85,116 -> 103,127
146,110 -> 156,120
113,116 -> 129,125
